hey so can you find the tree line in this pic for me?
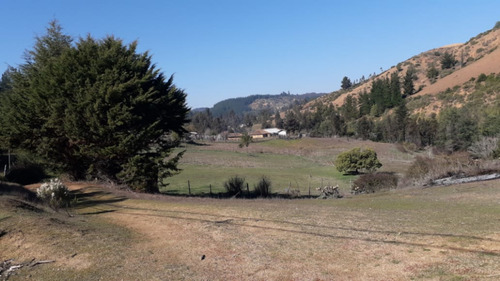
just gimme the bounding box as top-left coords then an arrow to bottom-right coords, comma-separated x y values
188,70 -> 500,155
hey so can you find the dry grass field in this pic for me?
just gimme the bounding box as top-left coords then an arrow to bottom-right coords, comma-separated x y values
1,176 -> 499,280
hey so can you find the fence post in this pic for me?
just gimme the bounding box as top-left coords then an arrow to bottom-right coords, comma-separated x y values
188,180 -> 191,196
246,183 -> 249,194
308,174 -> 311,196
209,184 -> 212,196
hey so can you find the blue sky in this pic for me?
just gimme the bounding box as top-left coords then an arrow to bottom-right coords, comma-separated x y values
1,0 -> 499,108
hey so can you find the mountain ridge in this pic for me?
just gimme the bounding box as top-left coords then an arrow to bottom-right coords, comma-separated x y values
307,24 -> 500,114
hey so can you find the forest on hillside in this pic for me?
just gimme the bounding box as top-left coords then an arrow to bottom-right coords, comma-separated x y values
189,71 -> 500,157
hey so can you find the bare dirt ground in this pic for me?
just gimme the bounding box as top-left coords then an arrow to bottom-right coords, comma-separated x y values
2,180 -> 499,280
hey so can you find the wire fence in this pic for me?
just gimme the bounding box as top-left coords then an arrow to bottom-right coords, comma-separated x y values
162,178 -> 353,198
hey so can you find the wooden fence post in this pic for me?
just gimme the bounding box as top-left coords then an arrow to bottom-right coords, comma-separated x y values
188,180 -> 191,196
209,184 -> 212,196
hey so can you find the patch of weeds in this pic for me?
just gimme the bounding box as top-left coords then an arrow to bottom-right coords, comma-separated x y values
223,175 -> 245,197
253,176 -> 272,197
352,172 -> 398,194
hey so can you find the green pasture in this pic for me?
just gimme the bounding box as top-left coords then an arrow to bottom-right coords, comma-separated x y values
161,142 -> 356,196
161,137 -> 417,196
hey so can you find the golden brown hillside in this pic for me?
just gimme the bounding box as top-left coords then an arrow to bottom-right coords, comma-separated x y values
308,26 -> 500,113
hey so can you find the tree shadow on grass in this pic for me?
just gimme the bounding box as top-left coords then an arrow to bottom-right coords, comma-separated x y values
71,189 -> 127,214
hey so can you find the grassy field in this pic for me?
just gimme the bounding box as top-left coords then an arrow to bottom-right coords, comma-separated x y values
2,138 -> 498,280
1,179 -> 499,280
162,137 -> 415,196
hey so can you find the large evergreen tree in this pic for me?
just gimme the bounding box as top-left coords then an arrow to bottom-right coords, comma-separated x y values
389,72 -> 402,107
341,95 -> 358,121
394,101 -> 409,142
437,107 -> 478,152
440,52 -> 456,69
341,76 -> 352,90
0,21 -> 189,192
403,68 -> 415,97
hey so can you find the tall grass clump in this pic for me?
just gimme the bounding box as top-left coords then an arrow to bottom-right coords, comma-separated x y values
351,172 -> 398,194
224,176 -> 245,196
254,176 -> 272,197
36,178 -> 71,210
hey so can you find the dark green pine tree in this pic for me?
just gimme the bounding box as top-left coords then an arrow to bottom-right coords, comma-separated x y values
440,52 -> 456,69
341,95 -> 358,121
403,68 -> 415,97
341,76 -> 352,90
0,67 -> 16,95
437,108 -> 478,152
357,91 -> 372,117
1,21 -> 189,192
389,72 -> 403,107
284,110 -> 300,134
274,111 -> 284,128
394,101 -> 409,142
356,116 -> 374,140
369,78 -> 391,113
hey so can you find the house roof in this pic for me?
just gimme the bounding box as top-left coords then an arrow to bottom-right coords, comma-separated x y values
263,128 -> 282,134
227,133 -> 243,138
250,130 -> 270,135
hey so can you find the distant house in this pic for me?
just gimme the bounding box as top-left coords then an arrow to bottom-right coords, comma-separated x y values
227,133 -> 243,141
263,128 -> 281,135
250,130 -> 270,139
264,128 -> 287,138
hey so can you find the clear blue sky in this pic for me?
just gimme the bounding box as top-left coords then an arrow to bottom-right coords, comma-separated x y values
1,0 -> 499,108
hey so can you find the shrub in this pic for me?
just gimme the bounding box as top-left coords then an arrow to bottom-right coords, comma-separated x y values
405,156 -> 432,180
477,73 -> 487,83
254,176 -> 272,197
335,147 -> 382,174
426,66 -> 439,80
468,137 -> 499,159
351,172 -> 398,194
403,152 -> 500,186
224,176 -> 245,196
36,178 -> 71,210
493,143 -> 500,159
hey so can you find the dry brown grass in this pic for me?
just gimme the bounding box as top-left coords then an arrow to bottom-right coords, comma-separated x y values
1,180 -> 499,280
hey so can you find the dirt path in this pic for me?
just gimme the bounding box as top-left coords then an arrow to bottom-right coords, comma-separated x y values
68,182 -> 500,281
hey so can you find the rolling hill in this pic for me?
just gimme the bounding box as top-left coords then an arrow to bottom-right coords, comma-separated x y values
205,92 -> 326,117
306,23 -> 500,114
